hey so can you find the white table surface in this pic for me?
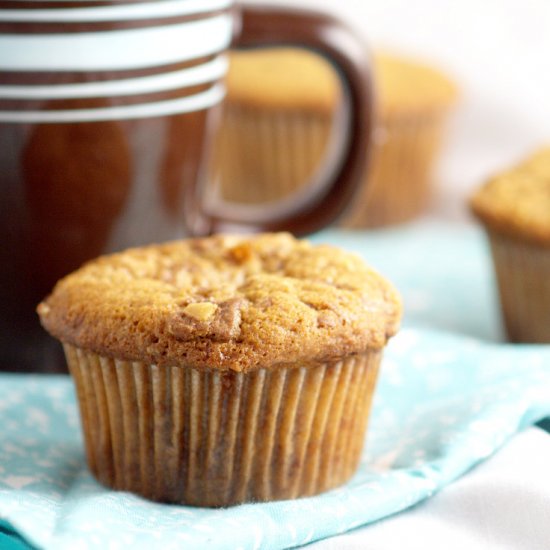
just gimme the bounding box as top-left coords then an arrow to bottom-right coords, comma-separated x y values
309,427 -> 550,550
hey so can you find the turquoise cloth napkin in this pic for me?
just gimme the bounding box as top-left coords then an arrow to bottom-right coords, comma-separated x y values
1,222 -> 550,550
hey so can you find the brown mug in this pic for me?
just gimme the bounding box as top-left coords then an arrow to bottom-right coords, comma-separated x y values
0,1 -> 373,373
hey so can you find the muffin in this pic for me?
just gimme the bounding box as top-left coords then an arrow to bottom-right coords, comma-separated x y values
470,147 -> 550,343
217,48 -> 457,226
37,233 -> 401,506
216,48 -> 341,205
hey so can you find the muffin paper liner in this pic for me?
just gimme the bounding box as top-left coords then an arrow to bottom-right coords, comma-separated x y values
345,109 -> 449,228
488,231 -> 550,343
65,345 -> 381,507
216,105 -> 332,205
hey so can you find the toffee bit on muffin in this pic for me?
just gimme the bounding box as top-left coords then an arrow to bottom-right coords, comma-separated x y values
182,301 -> 218,321
169,297 -> 245,342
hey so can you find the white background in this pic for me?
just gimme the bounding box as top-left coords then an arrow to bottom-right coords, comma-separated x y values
247,0 -> 550,222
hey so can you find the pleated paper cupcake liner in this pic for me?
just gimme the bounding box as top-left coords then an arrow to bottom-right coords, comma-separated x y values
488,230 -> 550,343
215,105 -> 332,205
65,344 -> 381,507
344,109 -> 450,228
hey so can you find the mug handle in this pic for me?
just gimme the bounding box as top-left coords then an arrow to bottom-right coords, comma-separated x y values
194,3 -> 373,236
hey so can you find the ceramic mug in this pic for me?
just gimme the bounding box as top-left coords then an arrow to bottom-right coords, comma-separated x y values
0,1 -> 373,372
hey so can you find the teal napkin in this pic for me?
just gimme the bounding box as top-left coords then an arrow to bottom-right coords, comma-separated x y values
1,222 -> 549,550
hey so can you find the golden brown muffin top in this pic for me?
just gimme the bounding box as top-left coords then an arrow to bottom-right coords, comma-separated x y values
37,233 -> 401,372
470,147 -> 550,246
375,52 -> 457,114
225,48 -> 456,115
226,48 -> 340,112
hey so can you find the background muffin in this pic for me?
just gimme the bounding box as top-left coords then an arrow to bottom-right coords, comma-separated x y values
216,49 -> 341,206
346,52 -> 457,227
216,48 -> 457,227
37,233 -> 401,507
470,147 -> 550,343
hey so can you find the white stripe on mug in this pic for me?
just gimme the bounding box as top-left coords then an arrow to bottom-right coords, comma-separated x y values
0,0 -> 233,22
0,14 -> 232,71
0,55 -> 227,99
0,82 -> 225,123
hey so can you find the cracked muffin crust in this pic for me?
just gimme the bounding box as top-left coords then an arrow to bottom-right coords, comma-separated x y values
38,233 -> 401,372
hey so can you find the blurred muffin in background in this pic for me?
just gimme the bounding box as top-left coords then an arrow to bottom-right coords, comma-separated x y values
216,48 -> 457,227
216,48 -> 341,206
347,52 -> 457,227
470,147 -> 550,343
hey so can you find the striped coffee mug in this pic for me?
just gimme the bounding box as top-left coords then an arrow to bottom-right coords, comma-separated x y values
0,0 -> 373,372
